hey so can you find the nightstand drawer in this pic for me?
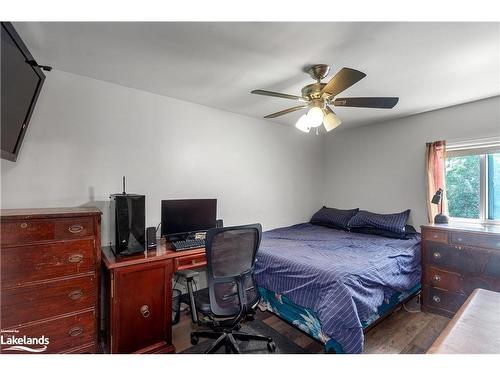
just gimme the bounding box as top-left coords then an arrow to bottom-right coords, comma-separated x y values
450,232 -> 500,250
422,230 -> 448,244
424,267 -> 463,293
1,275 -> 97,328
1,239 -> 96,288
423,286 -> 467,314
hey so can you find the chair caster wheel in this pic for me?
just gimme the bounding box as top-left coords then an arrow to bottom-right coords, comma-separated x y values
267,341 -> 276,353
190,334 -> 199,345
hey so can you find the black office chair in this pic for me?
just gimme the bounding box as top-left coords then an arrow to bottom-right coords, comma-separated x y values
188,223 -> 276,354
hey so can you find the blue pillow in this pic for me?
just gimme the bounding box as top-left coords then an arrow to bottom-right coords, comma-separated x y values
350,224 -> 418,240
310,206 -> 359,230
347,209 -> 411,238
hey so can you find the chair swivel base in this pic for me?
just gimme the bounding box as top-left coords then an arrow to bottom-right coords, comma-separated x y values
191,330 -> 276,354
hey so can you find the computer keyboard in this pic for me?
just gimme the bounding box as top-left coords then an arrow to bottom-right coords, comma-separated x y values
171,238 -> 205,251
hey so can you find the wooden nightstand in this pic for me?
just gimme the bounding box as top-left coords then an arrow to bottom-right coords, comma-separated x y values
420,223 -> 500,317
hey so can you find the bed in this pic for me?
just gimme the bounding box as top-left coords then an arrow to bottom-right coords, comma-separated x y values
254,223 -> 421,353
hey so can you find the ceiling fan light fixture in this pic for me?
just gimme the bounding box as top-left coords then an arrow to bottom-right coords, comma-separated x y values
295,114 -> 311,133
323,108 -> 342,132
306,106 -> 324,128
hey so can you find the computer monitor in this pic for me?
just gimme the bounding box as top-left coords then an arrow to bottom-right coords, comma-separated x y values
161,199 -> 217,237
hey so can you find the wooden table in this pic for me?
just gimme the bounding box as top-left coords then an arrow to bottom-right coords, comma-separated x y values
101,238 -> 206,353
427,288 -> 500,354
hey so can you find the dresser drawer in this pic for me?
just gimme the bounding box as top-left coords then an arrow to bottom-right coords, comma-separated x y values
1,275 -> 97,328
424,267 -> 463,293
484,251 -> 500,278
426,242 -> 486,274
450,232 -> 500,250
422,230 -> 448,244
175,253 -> 207,271
60,343 -> 96,354
1,239 -> 96,288
54,217 -> 95,240
423,286 -> 467,314
1,217 -> 94,246
0,310 -> 95,354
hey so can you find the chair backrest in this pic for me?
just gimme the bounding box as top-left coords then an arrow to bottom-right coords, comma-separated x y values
205,223 -> 262,317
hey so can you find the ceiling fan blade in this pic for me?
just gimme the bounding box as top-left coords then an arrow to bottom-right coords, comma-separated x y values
251,89 -> 306,102
321,68 -> 366,97
263,105 -> 308,119
332,97 -> 399,109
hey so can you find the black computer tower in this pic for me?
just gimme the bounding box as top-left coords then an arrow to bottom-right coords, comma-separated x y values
109,193 -> 145,256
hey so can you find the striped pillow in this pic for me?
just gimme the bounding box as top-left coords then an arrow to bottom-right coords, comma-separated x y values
347,209 -> 410,238
310,206 -> 359,230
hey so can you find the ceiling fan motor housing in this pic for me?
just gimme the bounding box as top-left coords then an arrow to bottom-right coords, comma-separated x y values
301,83 -> 327,100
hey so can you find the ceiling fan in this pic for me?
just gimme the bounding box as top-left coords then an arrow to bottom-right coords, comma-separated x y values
250,64 -> 399,133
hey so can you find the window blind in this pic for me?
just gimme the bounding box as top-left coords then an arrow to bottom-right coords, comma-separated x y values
446,137 -> 500,157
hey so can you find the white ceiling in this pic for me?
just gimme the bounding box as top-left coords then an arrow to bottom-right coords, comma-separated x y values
13,22 -> 500,129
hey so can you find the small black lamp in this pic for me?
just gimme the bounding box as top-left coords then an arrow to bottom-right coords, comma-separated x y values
431,188 -> 449,224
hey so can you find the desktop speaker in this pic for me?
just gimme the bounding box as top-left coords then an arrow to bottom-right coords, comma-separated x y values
216,219 -> 223,228
110,193 -> 145,256
146,226 -> 157,250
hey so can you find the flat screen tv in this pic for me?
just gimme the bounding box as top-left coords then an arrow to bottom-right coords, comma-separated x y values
1,22 -> 46,162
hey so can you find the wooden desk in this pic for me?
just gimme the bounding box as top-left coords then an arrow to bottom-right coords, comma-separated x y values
427,288 -> 500,354
101,238 -> 206,353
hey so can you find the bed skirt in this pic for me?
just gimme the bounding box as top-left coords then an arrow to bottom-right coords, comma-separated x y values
257,283 -> 421,353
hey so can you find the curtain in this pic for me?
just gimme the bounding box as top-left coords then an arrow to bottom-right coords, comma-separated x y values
426,140 -> 448,222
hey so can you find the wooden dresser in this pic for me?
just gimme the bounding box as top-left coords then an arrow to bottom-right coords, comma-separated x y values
421,223 -> 500,317
0,207 -> 101,354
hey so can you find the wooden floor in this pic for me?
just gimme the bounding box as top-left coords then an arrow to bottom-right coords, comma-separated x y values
172,296 -> 450,354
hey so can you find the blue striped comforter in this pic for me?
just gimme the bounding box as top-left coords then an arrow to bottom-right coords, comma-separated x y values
254,223 -> 421,353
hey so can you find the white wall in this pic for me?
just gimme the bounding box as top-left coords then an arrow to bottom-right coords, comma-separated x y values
322,96 -> 500,229
2,70 -> 499,242
1,70 -> 324,244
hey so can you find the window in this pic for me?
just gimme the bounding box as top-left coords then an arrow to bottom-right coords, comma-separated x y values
488,153 -> 500,220
445,138 -> 500,223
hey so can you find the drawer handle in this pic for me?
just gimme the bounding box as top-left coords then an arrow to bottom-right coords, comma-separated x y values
432,252 -> 442,260
20,222 -> 28,229
68,327 -> 84,337
433,274 -> 441,283
68,289 -> 83,300
68,224 -> 84,234
456,237 -> 463,242
433,234 -> 439,239
68,254 -> 83,263
140,305 -> 150,318
432,295 -> 441,304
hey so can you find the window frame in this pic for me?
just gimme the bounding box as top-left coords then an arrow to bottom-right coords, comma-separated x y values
445,138 -> 500,225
